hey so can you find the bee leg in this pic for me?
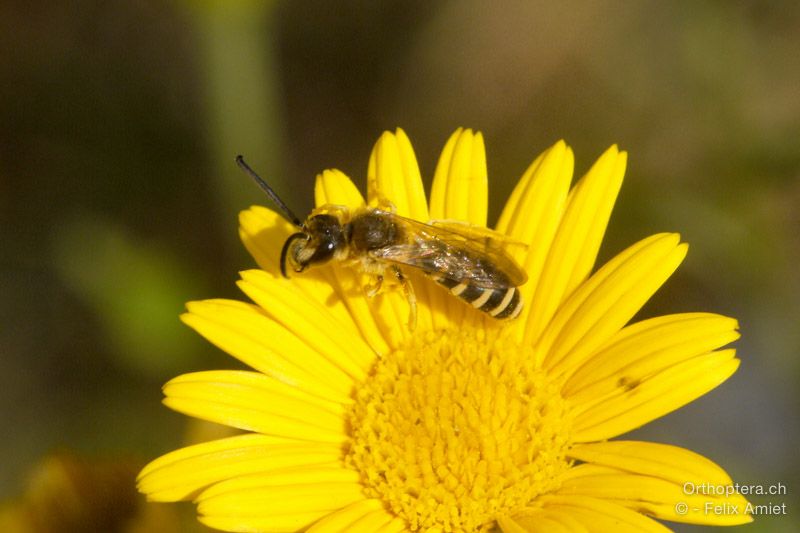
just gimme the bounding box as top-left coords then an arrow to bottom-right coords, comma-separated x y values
365,275 -> 383,298
392,266 -> 417,330
374,197 -> 397,214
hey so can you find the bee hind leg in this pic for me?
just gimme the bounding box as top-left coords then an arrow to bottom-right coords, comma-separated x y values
392,266 -> 417,331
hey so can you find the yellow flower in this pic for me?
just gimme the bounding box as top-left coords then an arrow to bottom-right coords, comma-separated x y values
138,129 -> 751,532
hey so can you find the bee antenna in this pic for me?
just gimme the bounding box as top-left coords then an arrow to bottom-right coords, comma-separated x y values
236,155 -> 302,227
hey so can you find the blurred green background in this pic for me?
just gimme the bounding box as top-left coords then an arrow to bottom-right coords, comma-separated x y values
1,1 -> 797,531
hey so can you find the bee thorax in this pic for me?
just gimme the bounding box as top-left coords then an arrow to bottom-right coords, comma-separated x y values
349,212 -> 401,251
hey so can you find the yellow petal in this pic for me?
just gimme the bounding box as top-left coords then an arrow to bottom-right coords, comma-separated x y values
568,440 -> 737,487
329,265 -> 408,353
429,128 -> 488,226
307,500 -> 405,533
199,464 -> 361,497
238,205 -> 296,278
495,515 -> 529,533
537,494 -> 672,532
310,151 -> 424,341
559,146 -> 626,292
428,128 -> 490,326
237,270 -> 375,378
347,509 -> 398,530
564,313 -> 740,398
557,464 -> 752,526
238,206 -> 356,327
494,141 -> 574,339
182,299 -> 355,401
496,140 -> 570,239
537,233 -> 687,373
306,500 -> 381,532
198,467 -> 365,532
163,371 -> 347,443
310,169 -> 402,351
572,349 -> 739,441
524,146 -> 626,345
367,128 -> 429,220
366,128 -> 436,332
501,510 -> 588,533
197,467 -> 363,506
137,434 -> 342,502
201,511 -> 327,533
314,169 -> 365,209
375,519 -> 407,533
287,168 -> 407,351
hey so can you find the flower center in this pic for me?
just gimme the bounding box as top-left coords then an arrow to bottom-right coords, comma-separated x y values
344,329 -> 573,532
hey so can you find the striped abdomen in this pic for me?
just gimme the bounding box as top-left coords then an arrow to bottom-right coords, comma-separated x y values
430,275 -> 523,319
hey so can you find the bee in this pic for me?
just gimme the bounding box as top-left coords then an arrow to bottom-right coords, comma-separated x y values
237,156 -> 527,328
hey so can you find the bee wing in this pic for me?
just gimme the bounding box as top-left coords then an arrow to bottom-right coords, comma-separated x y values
370,215 -> 528,288
428,219 -> 530,254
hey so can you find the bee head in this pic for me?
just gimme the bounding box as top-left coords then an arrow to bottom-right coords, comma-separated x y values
280,214 -> 347,277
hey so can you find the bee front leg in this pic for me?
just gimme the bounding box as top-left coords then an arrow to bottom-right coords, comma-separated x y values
365,274 -> 383,298
373,197 -> 397,214
392,266 -> 417,331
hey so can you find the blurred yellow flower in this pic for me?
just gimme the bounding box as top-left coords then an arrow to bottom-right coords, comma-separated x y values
138,129 -> 751,532
0,452 -> 181,533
